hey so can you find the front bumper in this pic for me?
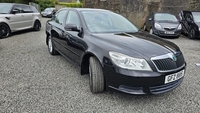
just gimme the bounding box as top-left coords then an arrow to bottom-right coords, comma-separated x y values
103,65 -> 186,95
153,28 -> 181,37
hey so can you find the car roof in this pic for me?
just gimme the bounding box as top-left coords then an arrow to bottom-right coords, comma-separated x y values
58,8 -> 111,12
192,12 -> 200,15
153,12 -> 174,15
0,3 -> 33,8
0,3 -> 27,5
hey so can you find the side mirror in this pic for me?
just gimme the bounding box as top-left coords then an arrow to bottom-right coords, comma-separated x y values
52,10 -> 56,15
12,9 -> 19,14
148,18 -> 152,21
187,19 -> 193,24
64,24 -> 80,32
51,15 -> 55,20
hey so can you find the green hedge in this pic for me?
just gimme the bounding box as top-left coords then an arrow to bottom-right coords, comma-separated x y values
35,0 -> 59,11
59,2 -> 83,8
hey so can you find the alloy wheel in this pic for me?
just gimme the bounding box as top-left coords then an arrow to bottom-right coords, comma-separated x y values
150,28 -> 153,34
48,37 -> 53,53
0,23 -> 10,38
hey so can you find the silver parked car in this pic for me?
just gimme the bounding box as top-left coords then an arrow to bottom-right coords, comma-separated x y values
0,3 -> 41,38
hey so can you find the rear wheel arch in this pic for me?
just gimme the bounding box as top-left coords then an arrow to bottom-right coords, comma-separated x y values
33,19 -> 41,31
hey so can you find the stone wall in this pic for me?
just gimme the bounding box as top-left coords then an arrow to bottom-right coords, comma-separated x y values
84,0 -> 195,28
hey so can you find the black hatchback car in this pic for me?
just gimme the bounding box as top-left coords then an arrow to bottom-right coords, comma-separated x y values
144,12 -> 182,38
46,8 -> 186,95
178,10 -> 200,39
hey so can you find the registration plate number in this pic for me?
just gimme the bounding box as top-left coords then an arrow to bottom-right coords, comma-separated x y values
165,31 -> 174,34
165,70 -> 185,84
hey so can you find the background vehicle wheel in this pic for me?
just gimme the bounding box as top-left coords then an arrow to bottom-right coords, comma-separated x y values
149,28 -> 153,34
188,29 -> 196,39
0,23 -> 11,38
48,36 -> 59,55
33,20 -> 41,31
89,57 -> 105,93
143,24 -> 147,31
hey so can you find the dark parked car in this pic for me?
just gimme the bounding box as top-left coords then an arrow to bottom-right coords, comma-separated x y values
144,12 -> 182,38
41,7 -> 56,18
46,8 -> 186,95
178,10 -> 200,39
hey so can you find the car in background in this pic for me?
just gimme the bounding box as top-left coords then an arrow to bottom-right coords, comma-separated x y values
144,12 -> 182,38
178,11 -> 200,39
41,7 -> 56,18
0,3 -> 41,38
45,8 -> 186,95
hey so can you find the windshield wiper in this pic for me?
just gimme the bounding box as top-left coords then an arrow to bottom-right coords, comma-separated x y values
0,13 -> 8,14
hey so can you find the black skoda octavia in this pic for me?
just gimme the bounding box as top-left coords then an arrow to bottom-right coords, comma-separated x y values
46,8 -> 186,95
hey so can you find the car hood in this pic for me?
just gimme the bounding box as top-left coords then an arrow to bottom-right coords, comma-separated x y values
155,21 -> 179,28
41,11 -> 52,14
0,14 -> 9,17
91,32 -> 180,58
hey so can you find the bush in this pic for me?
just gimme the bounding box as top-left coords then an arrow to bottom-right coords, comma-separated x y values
58,2 -> 83,8
35,0 -> 59,11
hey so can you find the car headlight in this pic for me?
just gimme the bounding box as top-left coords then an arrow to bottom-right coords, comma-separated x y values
109,51 -> 152,71
155,23 -> 162,29
177,24 -> 182,30
199,28 -> 200,31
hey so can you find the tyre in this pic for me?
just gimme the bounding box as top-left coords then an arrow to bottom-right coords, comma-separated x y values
143,24 -> 147,31
149,28 -> 153,34
48,35 -> 59,55
0,23 -> 11,38
33,20 -> 41,31
188,29 -> 196,39
89,57 -> 105,93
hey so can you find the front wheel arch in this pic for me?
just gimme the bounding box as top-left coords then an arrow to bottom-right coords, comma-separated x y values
81,53 -> 106,92
0,22 -> 11,38
81,52 -> 104,75
89,56 -> 105,93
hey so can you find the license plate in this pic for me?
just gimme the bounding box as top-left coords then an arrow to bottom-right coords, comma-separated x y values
165,31 -> 174,34
165,70 -> 185,84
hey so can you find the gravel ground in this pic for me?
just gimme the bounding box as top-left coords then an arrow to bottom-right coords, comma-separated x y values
0,18 -> 200,113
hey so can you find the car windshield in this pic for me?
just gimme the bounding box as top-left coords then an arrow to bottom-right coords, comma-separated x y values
81,10 -> 139,33
154,13 -> 178,22
45,8 -> 53,12
0,4 -> 13,14
192,12 -> 200,22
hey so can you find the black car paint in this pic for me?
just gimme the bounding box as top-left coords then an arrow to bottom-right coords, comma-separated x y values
145,12 -> 181,37
46,8 -> 186,95
179,10 -> 200,38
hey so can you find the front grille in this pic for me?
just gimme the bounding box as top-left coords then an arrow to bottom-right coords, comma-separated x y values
164,27 -> 176,31
151,52 -> 185,72
150,78 -> 183,94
